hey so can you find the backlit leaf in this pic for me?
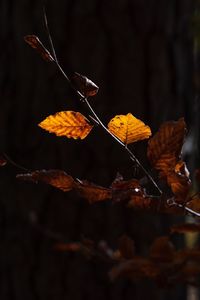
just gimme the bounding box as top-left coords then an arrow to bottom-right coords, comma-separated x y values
39,111 -> 93,139
17,169 -> 75,192
24,35 -> 54,62
147,118 -> 186,174
108,113 -> 151,145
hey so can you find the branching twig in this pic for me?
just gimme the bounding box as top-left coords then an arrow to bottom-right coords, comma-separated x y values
42,8 -> 162,196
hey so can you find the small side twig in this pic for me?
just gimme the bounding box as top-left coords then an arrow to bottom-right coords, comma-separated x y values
3,152 -> 29,172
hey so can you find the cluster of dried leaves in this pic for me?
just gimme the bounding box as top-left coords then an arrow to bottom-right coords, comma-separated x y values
53,227 -> 200,287
3,29 -> 198,288
17,117 -> 200,217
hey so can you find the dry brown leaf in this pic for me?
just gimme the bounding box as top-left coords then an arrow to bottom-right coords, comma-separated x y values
149,236 -> 175,263
109,257 -> 159,282
108,113 -> 151,145
111,177 -> 143,202
165,161 -> 191,203
167,175 -> 191,202
54,242 -> 81,252
24,35 -> 54,62
17,169 -> 75,192
186,195 -> 200,214
118,235 -> 135,259
171,223 -> 200,234
127,195 -> 156,210
39,111 -> 93,139
195,169 -> 200,185
70,72 -> 99,97
75,180 -> 112,203
147,118 -> 186,174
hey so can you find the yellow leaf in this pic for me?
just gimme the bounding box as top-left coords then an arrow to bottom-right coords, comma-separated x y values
39,111 -> 93,139
108,113 -> 151,145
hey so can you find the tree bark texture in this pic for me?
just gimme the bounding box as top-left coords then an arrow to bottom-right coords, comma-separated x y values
0,0 -> 195,299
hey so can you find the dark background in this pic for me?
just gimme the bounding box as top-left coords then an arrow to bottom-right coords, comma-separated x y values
0,0 -> 199,299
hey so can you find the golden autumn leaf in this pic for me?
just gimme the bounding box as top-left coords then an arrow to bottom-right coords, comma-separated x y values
147,118 -> 186,175
108,113 -> 151,145
39,111 -> 93,139
24,35 -> 54,62
16,169 -> 75,192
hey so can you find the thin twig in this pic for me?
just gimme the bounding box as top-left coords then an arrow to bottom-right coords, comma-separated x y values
179,204 -> 200,218
167,198 -> 200,218
3,152 -> 29,172
43,7 -> 83,98
42,8 -> 162,196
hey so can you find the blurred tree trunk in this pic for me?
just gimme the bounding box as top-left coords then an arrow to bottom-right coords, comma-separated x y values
0,0 -> 194,299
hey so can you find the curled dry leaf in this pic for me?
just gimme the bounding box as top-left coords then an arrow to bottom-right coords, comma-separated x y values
70,72 -> 99,97
147,118 -> 186,175
24,35 -> 54,62
76,180 -> 112,203
108,113 -> 151,145
16,170 -> 75,192
39,111 -> 93,140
